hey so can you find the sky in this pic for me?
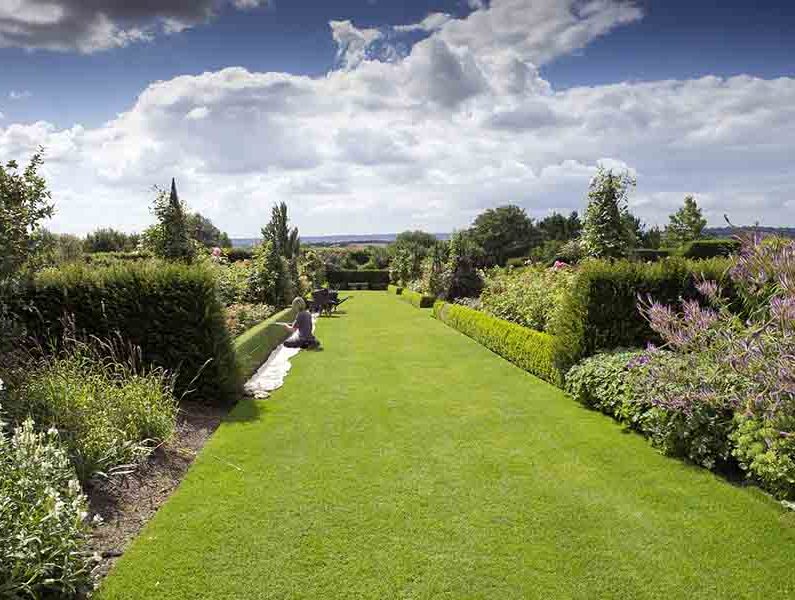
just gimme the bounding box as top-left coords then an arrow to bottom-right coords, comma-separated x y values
0,0 -> 793,237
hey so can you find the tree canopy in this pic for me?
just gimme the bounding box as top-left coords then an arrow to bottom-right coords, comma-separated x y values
581,168 -> 636,259
469,205 -> 539,266
664,196 -> 707,247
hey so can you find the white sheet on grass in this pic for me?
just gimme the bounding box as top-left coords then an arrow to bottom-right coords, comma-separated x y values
243,313 -> 317,399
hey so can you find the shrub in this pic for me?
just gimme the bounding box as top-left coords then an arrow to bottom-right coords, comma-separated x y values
400,289 -> 436,309
434,301 -> 562,385
327,270 -> 390,290
225,303 -> 276,338
506,257 -> 529,268
480,265 -> 575,332
388,284 -> 403,295
83,251 -> 152,266
565,350 -> 644,419
6,340 -> 178,481
214,260 -> 252,306
235,306 -> 298,381
676,239 -> 741,259
0,416 -> 91,597
17,261 -> 240,405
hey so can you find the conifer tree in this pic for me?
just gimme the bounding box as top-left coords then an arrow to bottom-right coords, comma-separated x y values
664,195 -> 707,247
581,168 -> 636,259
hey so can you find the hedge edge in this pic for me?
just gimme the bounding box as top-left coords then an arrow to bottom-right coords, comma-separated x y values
399,289 -> 435,309
433,301 -> 563,386
234,306 -> 298,381
388,284 -> 404,295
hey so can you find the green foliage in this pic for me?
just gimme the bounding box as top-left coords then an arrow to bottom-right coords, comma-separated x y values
388,284 -> 403,295
37,230 -> 84,266
433,301 -> 562,385
248,240 -> 288,306
84,228 -> 140,253
145,180 -> 196,263
234,306 -> 297,381
480,265 -> 574,332
263,202 -> 300,260
214,260 -> 252,306
676,239 -> 741,259
417,242 -> 447,297
327,270 -> 390,290
732,416 -> 795,500
388,231 -> 438,285
0,416 -> 91,597
361,246 -> 390,270
0,149 -> 55,279
187,212 -> 232,248
537,211 -> 581,242
549,257 -> 734,368
633,248 -> 671,262
226,248 -> 254,262
7,340 -> 178,482
565,350 -> 643,419
299,249 -> 326,288
83,251 -> 152,266
399,289 -> 436,309
469,205 -> 539,266
581,168 -> 636,259
440,230 -> 483,299
225,303 -> 276,338
664,196 -> 707,247
18,261 -> 240,405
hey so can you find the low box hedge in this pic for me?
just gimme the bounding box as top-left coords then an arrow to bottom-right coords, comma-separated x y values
328,270 -> 390,290
550,257 -> 734,369
388,284 -> 403,295
234,306 -> 298,381
400,289 -> 436,309
433,301 -> 562,386
17,261 -> 240,406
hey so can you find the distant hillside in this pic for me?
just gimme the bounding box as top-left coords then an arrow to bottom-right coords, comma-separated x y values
231,233 -> 451,248
705,226 -> 795,239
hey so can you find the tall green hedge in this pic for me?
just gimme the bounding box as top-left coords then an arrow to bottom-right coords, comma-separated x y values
18,262 -> 240,405
235,306 -> 298,381
550,257 -> 734,368
399,289 -> 436,309
433,302 -> 562,385
327,270 -> 390,290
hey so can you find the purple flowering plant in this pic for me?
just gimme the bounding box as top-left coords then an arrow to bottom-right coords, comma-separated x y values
628,235 -> 795,497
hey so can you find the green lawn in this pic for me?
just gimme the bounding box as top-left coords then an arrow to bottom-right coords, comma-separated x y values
98,292 -> 795,599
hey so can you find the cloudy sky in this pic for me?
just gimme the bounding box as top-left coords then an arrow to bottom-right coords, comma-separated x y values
0,0 -> 793,236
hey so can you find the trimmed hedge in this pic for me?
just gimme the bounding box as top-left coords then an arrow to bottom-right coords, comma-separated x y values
388,284 -> 403,295
676,239 -> 741,259
550,257 -> 734,369
234,305 -> 298,381
17,262 -> 240,405
400,289 -> 436,309
433,302 -> 562,385
327,270 -> 390,290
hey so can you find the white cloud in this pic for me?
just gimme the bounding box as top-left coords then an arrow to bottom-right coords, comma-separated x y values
0,0 -> 792,236
8,90 -> 32,100
0,0 -> 272,53
394,13 -> 453,33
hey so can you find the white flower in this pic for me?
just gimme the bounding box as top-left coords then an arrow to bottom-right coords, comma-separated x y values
47,426 -> 59,436
92,513 -> 105,525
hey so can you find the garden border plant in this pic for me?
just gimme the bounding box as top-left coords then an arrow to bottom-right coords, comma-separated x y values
399,289 -> 436,309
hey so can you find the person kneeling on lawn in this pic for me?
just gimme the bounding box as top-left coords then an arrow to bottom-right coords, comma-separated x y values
283,297 -> 320,349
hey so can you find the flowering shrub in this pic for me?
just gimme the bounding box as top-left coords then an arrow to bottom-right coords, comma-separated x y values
0,414 -> 92,597
480,264 -> 575,331
632,236 -> 795,497
225,303 -> 276,337
7,340 -> 178,482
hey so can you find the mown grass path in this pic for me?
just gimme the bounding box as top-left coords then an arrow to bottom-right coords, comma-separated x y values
99,292 -> 795,599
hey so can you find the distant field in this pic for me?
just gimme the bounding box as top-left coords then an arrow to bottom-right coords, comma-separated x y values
231,233 -> 451,248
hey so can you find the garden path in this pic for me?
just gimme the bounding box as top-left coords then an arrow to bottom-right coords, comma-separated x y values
98,292 -> 795,599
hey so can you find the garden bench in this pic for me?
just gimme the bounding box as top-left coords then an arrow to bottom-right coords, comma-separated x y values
349,282 -> 369,290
